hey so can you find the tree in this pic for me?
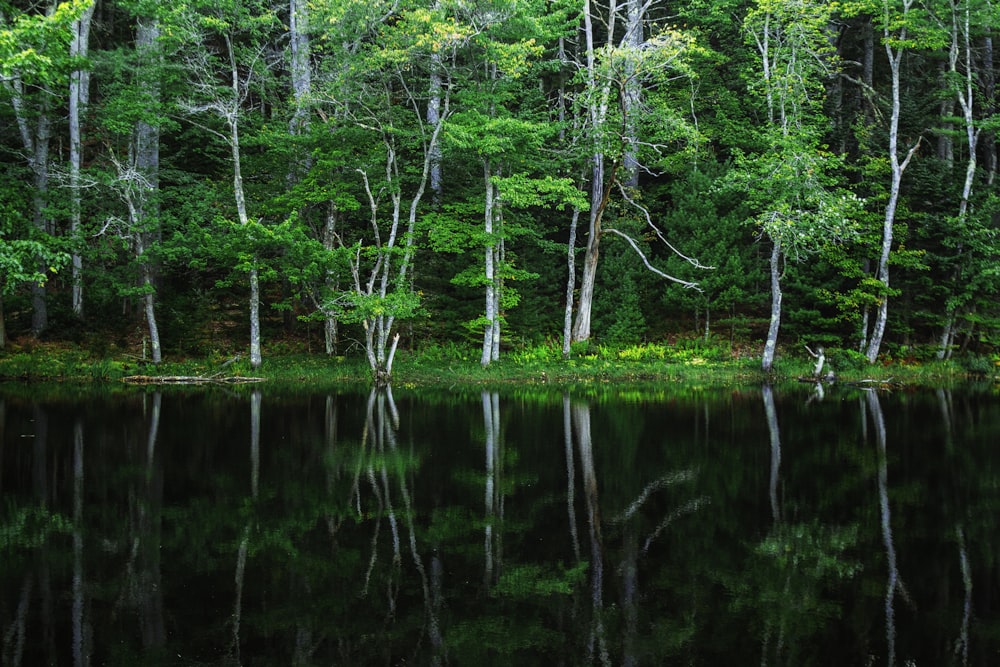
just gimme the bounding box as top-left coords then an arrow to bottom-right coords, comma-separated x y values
1,0 -> 91,335
67,0 -> 95,317
178,0 -> 281,368
851,0 -> 929,362
312,0 -> 464,383
440,2 -> 583,366
741,0 -> 860,372
569,13 -> 707,344
91,1 -> 169,362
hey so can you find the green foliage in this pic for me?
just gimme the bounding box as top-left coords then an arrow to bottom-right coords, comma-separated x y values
0,0 -> 91,82
0,504 -> 72,551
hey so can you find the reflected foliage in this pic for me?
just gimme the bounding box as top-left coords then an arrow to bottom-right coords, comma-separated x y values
1,384 -> 999,664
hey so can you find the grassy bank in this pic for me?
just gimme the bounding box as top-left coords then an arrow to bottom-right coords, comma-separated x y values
0,339 -> 992,389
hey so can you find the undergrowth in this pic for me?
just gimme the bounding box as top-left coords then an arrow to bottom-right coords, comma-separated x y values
0,338 -> 982,387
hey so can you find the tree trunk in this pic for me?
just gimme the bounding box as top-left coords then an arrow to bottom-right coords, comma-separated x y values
69,1 -> 96,317
135,18 -> 162,363
866,0 -> 918,364
622,0 -> 643,187
221,33 -> 263,369
572,152 -> 607,342
427,53 -> 443,200
288,0 -> 311,136
482,161 -> 500,367
322,205 -> 339,355
6,82 -> 53,334
32,107 -> 52,335
762,240 -> 782,373
563,208 -> 580,358
571,0 -> 610,344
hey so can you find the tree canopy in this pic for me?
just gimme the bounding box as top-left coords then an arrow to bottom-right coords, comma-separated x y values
1,0 -> 998,375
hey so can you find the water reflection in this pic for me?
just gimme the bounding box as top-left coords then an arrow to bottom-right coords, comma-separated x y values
0,383 -> 998,664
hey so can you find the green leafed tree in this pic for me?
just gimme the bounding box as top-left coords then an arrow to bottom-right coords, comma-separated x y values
176,0 -> 282,368
2,0 -> 92,335
740,0 -> 862,372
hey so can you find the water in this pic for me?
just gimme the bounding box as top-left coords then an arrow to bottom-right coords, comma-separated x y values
1,381 -> 999,665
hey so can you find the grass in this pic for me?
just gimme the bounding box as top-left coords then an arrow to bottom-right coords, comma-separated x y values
0,337 -> 990,389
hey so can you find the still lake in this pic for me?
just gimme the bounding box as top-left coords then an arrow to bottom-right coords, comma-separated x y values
1,381 -> 999,666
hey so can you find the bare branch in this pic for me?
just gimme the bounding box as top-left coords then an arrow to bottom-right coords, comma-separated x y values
616,183 -> 714,270
603,228 -> 702,290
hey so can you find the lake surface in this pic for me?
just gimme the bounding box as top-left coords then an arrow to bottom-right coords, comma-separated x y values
1,381 -> 999,666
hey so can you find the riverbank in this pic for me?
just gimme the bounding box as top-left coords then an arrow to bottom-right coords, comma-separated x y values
0,339 -> 990,388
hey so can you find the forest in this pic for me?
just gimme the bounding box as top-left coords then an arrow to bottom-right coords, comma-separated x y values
2,0 -> 999,381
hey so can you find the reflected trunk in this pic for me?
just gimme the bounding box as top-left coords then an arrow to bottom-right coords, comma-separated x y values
72,420 -> 90,667
139,392 -> 165,649
762,384 -> 781,523
483,391 -> 500,584
230,390 -> 261,662
572,402 -> 610,665
867,391 -> 899,666
563,394 -> 581,563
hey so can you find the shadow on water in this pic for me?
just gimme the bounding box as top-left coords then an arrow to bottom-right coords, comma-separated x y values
1,381 -> 999,664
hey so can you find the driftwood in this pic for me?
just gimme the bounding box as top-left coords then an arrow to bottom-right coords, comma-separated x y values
122,374 -> 266,385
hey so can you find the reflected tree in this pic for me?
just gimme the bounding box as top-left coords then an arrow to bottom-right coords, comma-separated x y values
71,419 -> 91,667
229,389 -> 261,662
113,391 -> 166,654
865,389 -> 913,667
483,391 -> 501,586
571,401 -> 610,665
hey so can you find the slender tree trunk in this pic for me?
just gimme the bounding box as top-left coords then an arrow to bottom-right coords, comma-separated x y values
289,0 -> 311,136
563,208 -> 581,358
762,241 -> 782,373
31,123 -> 50,334
427,53 -> 443,200
6,84 -> 53,334
323,205 -> 339,355
622,0 -> 643,187
134,18 -> 162,362
222,35 -> 263,369
482,161 -> 500,367
867,0 -> 918,364
571,0 -> 610,343
938,0 -> 980,359
69,1 -> 96,317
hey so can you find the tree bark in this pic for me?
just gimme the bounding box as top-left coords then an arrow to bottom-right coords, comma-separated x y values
571,0 -> 609,343
563,207 -> 580,358
135,18 -> 162,363
482,161 -> 500,367
69,1 -> 96,317
866,0 -> 919,364
762,240 -> 782,373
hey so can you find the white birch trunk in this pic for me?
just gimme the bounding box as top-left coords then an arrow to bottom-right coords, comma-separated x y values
482,161 -> 500,367
938,0 -> 980,359
762,240 -> 782,373
866,0 -> 918,364
221,35 -> 263,369
562,207 -> 580,358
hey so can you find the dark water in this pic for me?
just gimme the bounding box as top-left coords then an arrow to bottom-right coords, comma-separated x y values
1,381 -> 999,666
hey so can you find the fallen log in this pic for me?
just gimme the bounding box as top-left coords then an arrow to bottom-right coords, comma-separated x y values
122,374 -> 266,385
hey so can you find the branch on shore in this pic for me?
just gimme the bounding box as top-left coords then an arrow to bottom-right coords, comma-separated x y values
122,374 -> 266,385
